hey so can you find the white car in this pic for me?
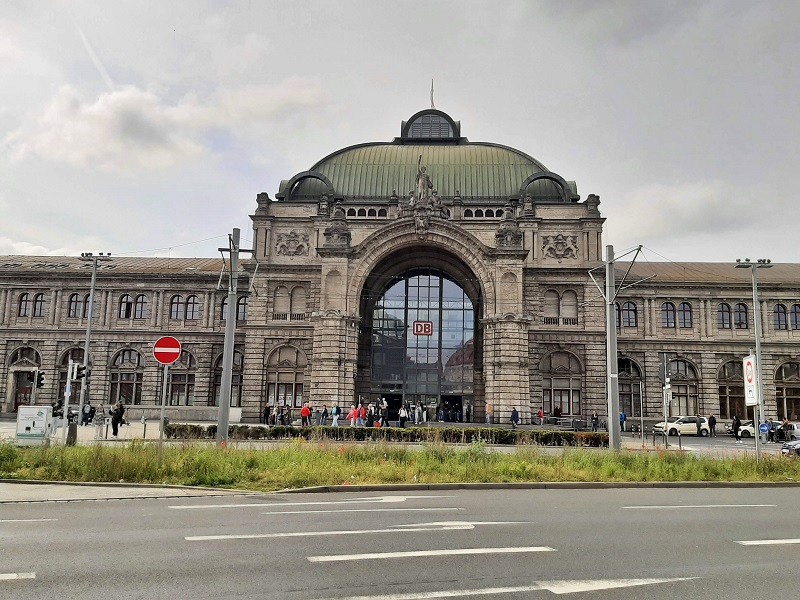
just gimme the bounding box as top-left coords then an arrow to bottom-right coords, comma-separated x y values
653,416 -> 710,437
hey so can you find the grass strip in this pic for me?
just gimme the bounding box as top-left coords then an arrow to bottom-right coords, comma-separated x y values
1,440 -> 798,491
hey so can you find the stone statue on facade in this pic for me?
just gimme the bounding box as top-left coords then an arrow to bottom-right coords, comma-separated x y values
495,203 -> 523,247
416,156 -> 433,203
318,194 -> 329,217
323,199 -> 351,248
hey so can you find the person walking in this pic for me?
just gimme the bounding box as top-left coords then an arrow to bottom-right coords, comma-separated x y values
300,402 -> 311,427
110,401 -> 125,438
380,398 -> 389,427
591,411 -> 599,432
358,404 -> 366,427
321,404 -> 329,426
285,406 -> 293,426
81,400 -> 92,426
263,404 -> 271,426
485,403 -> 493,425
510,407 -> 519,430
732,414 -> 742,444
398,405 -> 408,428
347,404 -> 357,427
619,411 -> 627,433
708,414 -> 717,437
537,408 -> 545,426
331,404 -> 340,427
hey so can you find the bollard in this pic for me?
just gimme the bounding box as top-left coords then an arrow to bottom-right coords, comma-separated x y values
678,431 -> 682,450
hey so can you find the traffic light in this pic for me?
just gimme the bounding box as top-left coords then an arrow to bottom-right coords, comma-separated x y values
36,371 -> 46,388
76,365 -> 87,379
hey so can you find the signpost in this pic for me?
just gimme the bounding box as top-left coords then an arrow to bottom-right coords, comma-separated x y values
742,353 -> 761,461
153,336 -> 181,453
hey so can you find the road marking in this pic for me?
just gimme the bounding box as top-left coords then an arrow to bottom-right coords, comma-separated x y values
170,495 -> 453,510
0,573 -> 36,581
308,546 -> 556,562
0,518 -> 58,522
308,577 -> 698,599
262,508 -> 463,515
623,504 -> 776,510
185,520 -> 519,542
736,538 -> 800,546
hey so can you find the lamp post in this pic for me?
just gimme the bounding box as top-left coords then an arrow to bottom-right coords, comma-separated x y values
76,252 -> 112,429
735,258 -> 772,458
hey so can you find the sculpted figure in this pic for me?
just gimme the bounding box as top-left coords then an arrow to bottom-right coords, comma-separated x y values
416,161 -> 433,202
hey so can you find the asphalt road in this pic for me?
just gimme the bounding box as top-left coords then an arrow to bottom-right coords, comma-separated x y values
2,487 -> 799,599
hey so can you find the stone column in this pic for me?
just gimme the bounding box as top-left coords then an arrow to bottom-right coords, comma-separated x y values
482,314 -> 531,424
309,312 -> 359,407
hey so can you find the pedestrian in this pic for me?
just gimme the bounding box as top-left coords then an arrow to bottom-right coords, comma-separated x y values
94,403 -> 105,439
263,404 -> 271,426
81,400 -> 92,426
510,407 -> 519,429
300,402 -> 312,427
537,408 -> 545,426
591,411 -> 599,432
619,411 -> 626,433
485,402 -> 493,425
766,418 -> 775,443
708,414 -> 717,437
110,401 -> 125,438
347,404 -> 357,427
380,398 -> 389,427
781,418 -> 791,442
732,414 -> 742,444
331,404 -> 340,427
695,415 -> 702,436
320,404 -> 329,426
465,404 -> 471,423
398,405 -> 407,428
358,404 -> 367,426
285,406 -> 293,426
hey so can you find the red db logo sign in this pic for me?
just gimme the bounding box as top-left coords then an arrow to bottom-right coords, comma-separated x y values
413,321 -> 433,336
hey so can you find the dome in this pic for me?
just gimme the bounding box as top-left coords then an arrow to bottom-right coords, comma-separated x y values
277,110 -> 578,203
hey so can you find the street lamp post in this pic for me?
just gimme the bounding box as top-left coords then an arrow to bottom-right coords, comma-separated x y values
76,252 -> 112,428
735,258 -> 772,459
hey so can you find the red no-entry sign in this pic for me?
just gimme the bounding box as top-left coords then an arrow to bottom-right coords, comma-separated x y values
153,336 -> 182,365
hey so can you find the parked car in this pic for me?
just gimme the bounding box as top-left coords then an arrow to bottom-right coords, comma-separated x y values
653,416 -> 710,436
781,439 -> 800,457
724,419 -> 756,438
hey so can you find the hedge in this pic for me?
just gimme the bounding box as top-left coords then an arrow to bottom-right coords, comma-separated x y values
163,424 -> 608,447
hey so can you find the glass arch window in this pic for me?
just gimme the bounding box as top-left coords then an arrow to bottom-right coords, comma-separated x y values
134,295 -> 148,319
33,293 -> 45,317
109,349 -> 143,405
10,347 -> 40,365
668,358 -> 699,416
213,350 -> 243,407
776,362 -> 800,420
717,360 -> 750,420
82,294 -> 98,318
718,303 -> 732,329
18,293 -> 31,317
678,302 -> 693,328
541,351 -> 582,416
661,302 -> 676,328
170,295 -> 184,320
168,350 -> 196,406
266,346 -> 307,409
68,294 -> 82,318
58,348 -> 85,404
774,304 -> 788,330
185,295 -> 199,320
618,357 -> 642,417
734,303 -> 748,329
119,294 -> 133,319
791,304 -> 800,330
621,301 -> 637,328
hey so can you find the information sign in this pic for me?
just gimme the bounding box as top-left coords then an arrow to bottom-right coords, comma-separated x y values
413,321 -> 434,336
743,354 -> 759,406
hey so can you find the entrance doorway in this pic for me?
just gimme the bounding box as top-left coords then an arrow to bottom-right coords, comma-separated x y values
13,371 -> 34,411
440,395 -> 463,422
381,394 -> 403,420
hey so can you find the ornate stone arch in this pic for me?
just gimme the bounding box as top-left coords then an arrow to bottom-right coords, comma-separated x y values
277,171 -> 335,201
519,171 -> 580,203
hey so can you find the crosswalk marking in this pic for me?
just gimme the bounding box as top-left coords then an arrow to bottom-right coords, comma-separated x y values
623,504 -> 775,510
0,518 -> 58,522
170,495 -> 454,510
0,573 -> 36,581
261,508 -> 462,515
736,538 -> 800,546
308,546 -> 556,562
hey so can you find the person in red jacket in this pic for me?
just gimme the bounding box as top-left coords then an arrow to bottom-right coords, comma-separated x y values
300,402 -> 312,427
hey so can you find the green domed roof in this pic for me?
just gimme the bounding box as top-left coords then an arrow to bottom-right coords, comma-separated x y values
280,110 -> 556,202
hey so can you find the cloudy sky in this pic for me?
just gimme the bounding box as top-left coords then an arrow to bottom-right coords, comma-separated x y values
1,1 -> 797,263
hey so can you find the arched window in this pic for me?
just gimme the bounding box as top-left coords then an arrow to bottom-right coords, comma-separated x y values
170,295 -> 184,320
774,304 -> 788,330
109,349 -> 144,405
496,209 -> 504,218
119,294 -> 133,319
185,295 -> 199,320
668,358 -> 699,416
134,295 -> 147,319
347,208 -> 356,217
357,208 -> 366,217
236,296 -> 248,321
68,294 -> 82,318
678,302 -> 693,328
733,303 -> 748,329
791,304 -> 800,330
10,346 -> 40,365
621,301 -> 637,328
290,286 -> 307,320
212,350 -> 244,407
378,208 -> 387,217
485,209 -> 494,218
17,293 -> 31,317
167,350 -> 196,406
618,357 -> 643,417
266,345 -> 307,409
541,351 -> 582,416
32,293 -> 45,318
273,285 -> 290,320
464,209 -> 473,218
367,208 -> 376,217
543,290 -> 559,324
776,362 -> 800,420
717,360 -> 750,420
717,303 -> 732,329
475,209 -> 484,217
58,348 -> 85,404
82,294 -> 98,318
661,302 -> 676,328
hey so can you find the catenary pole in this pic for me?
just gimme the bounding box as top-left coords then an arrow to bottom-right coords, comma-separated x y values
605,245 -> 622,451
77,253 -> 111,426
217,229 -> 240,445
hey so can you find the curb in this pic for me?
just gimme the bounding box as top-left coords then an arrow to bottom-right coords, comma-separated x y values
0,478 -> 263,495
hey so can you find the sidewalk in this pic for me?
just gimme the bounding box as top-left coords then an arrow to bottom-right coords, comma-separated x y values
0,481 -> 248,503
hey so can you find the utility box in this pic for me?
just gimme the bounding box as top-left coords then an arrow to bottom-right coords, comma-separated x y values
16,405 -> 53,447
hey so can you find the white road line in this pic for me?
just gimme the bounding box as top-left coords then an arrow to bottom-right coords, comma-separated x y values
0,573 -> 36,581
308,546 -> 556,562
390,521 -> 527,528
170,495 -> 454,510
0,518 -> 58,523
736,538 -> 800,546
623,504 -> 776,510
308,577 -> 698,599
186,523 -> 474,541
262,508 -> 463,515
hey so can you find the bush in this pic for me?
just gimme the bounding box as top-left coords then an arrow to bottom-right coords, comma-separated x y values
161,424 -> 608,447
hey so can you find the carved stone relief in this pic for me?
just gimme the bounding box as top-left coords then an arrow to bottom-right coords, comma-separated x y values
542,234 -> 579,261
275,231 -> 310,256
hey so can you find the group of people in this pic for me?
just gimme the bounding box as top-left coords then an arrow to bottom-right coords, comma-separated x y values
261,399 -> 441,429
51,399 -> 126,437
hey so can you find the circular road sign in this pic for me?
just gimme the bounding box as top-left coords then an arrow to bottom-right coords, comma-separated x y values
744,357 -> 755,384
153,336 -> 181,365
759,423 -> 769,434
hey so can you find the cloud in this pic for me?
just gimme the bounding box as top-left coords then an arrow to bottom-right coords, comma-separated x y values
4,77 -> 327,172
0,236 -> 84,257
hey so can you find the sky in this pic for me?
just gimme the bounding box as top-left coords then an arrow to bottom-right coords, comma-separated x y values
1,1 -> 798,263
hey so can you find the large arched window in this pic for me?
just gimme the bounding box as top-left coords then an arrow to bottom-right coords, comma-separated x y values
58,348 -> 85,404
717,360 -> 750,420
718,303 -> 732,329
774,304 -> 788,330
733,303 -> 749,329
290,286 -> 307,320
776,362 -> 800,420
134,295 -> 148,319
68,294 -> 82,318
185,295 -> 199,320
661,302 -> 676,328
33,293 -> 45,317
266,345 -> 307,409
622,301 -> 637,328
17,293 -> 32,317
618,357 -> 643,417
168,350 -> 196,406
119,294 -> 133,319
109,349 -> 144,405
541,351 -> 582,416
273,286 -> 290,320
221,296 -> 249,321
543,290 -> 560,325
791,304 -> 800,330
10,346 -> 40,366
678,302 -> 693,328
668,358 -> 699,416
82,294 -> 98,318
169,295 -> 184,320
212,350 -> 244,407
